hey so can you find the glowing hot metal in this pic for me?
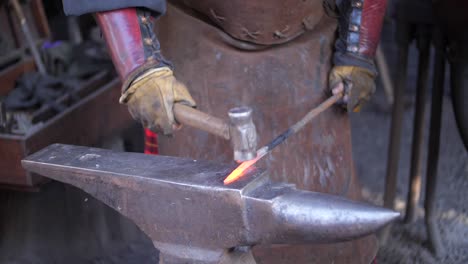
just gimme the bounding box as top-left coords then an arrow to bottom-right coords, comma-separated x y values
224,148 -> 266,184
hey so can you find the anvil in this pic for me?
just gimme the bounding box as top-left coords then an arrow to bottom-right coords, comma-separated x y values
22,144 -> 399,264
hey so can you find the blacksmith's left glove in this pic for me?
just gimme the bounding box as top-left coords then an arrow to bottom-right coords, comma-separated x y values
328,0 -> 388,112
329,65 -> 376,112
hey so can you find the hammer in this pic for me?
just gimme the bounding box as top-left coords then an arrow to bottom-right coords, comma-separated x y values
224,93 -> 343,184
173,104 -> 258,162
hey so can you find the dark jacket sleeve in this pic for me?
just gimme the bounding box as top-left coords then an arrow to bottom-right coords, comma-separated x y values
62,0 -> 166,16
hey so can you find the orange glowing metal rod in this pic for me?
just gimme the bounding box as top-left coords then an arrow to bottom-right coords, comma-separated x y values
224,92 -> 343,185
223,148 -> 267,184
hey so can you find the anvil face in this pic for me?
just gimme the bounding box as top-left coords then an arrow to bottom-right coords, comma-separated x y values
25,143 -> 260,189
22,144 -> 399,263
21,144 -> 262,248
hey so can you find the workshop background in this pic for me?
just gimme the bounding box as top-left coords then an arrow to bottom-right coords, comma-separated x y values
0,0 -> 467,263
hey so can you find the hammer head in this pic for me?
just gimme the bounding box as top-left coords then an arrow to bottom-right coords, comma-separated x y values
228,107 -> 258,162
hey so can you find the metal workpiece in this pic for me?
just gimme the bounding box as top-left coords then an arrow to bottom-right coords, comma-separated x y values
22,144 -> 399,263
228,107 -> 257,161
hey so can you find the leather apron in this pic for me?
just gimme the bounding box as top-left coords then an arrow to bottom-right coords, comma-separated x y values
155,3 -> 378,263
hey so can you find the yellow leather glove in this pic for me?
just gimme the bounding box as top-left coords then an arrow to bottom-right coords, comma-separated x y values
119,67 -> 196,135
329,65 -> 376,112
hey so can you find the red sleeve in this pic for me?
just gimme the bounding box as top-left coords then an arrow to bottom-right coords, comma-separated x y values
95,8 -> 170,91
333,0 -> 388,70
359,0 -> 388,57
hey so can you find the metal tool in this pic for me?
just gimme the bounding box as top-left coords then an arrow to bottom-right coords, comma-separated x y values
22,144 -> 399,264
376,45 -> 395,105
424,28 -> 445,257
173,104 -> 257,161
10,0 -> 47,74
224,93 -> 342,184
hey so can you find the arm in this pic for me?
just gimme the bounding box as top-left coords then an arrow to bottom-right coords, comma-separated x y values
61,1 -> 196,135
94,8 -> 170,90
329,0 -> 388,112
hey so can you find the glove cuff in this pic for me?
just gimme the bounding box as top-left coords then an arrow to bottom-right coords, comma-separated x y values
333,50 -> 377,75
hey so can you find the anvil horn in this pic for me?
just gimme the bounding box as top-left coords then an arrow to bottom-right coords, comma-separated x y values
22,144 -> 399,264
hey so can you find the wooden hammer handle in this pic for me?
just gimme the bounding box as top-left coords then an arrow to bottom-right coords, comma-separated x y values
173,104 -> 230,140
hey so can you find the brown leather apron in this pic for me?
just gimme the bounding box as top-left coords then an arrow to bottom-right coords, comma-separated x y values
155,3 -> 377,263
181,0 -> 325,45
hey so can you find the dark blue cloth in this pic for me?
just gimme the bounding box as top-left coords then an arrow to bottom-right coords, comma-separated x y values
62,0 -> 166,16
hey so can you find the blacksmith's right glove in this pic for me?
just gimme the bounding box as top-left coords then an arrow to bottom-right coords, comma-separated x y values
120,67 -> 195,135
95,7 -> 196,135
